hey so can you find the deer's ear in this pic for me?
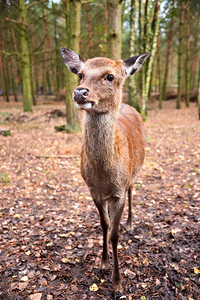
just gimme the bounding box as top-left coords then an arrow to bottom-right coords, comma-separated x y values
60,47 -> 86,75
123,52 -> 150,77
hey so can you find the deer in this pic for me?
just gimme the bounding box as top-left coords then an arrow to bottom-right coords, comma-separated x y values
60,46 -> 150,292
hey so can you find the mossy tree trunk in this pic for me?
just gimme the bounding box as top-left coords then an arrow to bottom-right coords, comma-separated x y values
157,31 -> 162,109
0,27 -> 10,102
128,0 -> 141,113
64,0 -> 81,131
19,0 -> 32,112
185,0 -> 190,107
177,0 -> 184,110
142,0 -> 160,115
162,1 -> 174,101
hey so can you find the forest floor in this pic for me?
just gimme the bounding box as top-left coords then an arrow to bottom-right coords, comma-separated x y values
0,99 -> 200,300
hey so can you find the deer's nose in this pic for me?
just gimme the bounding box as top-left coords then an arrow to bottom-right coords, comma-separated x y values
73,88 -> 89,104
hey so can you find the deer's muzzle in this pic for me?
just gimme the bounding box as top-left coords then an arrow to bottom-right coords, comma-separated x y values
73,88 -> 89,104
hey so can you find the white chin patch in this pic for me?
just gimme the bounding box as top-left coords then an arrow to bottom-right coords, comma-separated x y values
76,102 -> 93,110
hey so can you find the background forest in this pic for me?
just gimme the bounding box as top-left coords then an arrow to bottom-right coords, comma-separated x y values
0,0 -> 200,125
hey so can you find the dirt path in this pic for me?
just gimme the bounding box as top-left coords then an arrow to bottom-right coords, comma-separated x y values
0,100 -> 199,299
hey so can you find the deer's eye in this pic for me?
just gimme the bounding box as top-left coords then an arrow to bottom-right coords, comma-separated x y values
78,73 -> 83,80
106,74 -> 114,81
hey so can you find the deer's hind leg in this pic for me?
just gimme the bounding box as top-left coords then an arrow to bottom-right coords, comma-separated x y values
126,186 -> 133,230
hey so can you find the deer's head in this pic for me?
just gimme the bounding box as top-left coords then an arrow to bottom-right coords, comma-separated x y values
61,47 -> 150,114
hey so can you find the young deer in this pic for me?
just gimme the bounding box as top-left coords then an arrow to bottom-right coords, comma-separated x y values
60,47 -> 150,292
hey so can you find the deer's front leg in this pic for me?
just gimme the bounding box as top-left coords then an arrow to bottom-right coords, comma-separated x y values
109,197 -> 125,292
94,199 -> 110,269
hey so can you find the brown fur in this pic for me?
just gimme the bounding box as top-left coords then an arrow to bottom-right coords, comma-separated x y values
60,47 -> 149,292
79,58 -> 145,291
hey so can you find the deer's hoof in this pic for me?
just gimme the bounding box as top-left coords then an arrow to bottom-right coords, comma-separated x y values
113,279 -> 123,292
101,259 -> 109,270
126,220 -> 133,231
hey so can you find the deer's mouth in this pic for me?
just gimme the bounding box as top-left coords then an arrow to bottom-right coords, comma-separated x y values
75,101 -> 94,110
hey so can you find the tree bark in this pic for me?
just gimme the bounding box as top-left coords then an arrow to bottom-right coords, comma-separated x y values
64,0 -> 81,131
177,0 -> 184,110
157,31 -> 162,109
104,0 -> 108,54
19,0 -> 32,112
86,2 -> 93,57
44,8 -> 51,95
107,0 -> 122,59
53,3 -> 60,94
0,27 -> 10,102
128,0 -> 141,113
162,0 -> 174,101
198,60 -> 200,120
142,0 -> 160,115
185,0 -> 190,107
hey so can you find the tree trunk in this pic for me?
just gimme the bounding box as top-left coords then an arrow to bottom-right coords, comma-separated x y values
162,0 -> 174,101
157,31 -> 162,109
142,0 -> 160,115
177,0 -> 184,110
143,0 -> 149,53
104,0 -> 108,54
19,0 -> 32,112
138,0 -> 142,92
198,60 -> 200,120
128,0 -> 141,113
53,3 -> 60,94
86,2 -> 93,57
64,0 -> 81,131
0,27 -> 10,102
185,0 -> 190,107
107,0 -> 122,59
147,1 -> 159,98
44,8 -> 51,95
11,61 -> 18,102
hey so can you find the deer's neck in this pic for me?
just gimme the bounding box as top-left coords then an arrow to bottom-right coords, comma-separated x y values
83,111 -> 118,165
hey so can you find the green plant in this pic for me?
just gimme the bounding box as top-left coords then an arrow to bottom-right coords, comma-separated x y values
1,172 -> 11,183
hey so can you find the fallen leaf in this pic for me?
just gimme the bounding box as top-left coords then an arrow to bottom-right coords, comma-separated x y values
29,293 -> 43,300
61,258 -> 69,263
18,281 -> 29,291
59,233 -> 68,237
13,214 -> 21,218
194,267 -> 200,274
89,283 -> 99,291
20,275 -> 29,282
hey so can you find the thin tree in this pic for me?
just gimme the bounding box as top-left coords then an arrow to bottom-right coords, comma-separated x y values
162,0 -> 174,101
64,0 -> 81,131
107,0 -> 122,59
128,0 -> 141,112
0,27 -> 10,102
104,0 -> 108,54
177,0 -> 184,109
157,29 -> 162,109
44,7 -> 51,96
142,0 -> 160,115
185,0 -> 190,107
198,60 -> 200,120
86,2 -> 93,57
19,0 -> 33,112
